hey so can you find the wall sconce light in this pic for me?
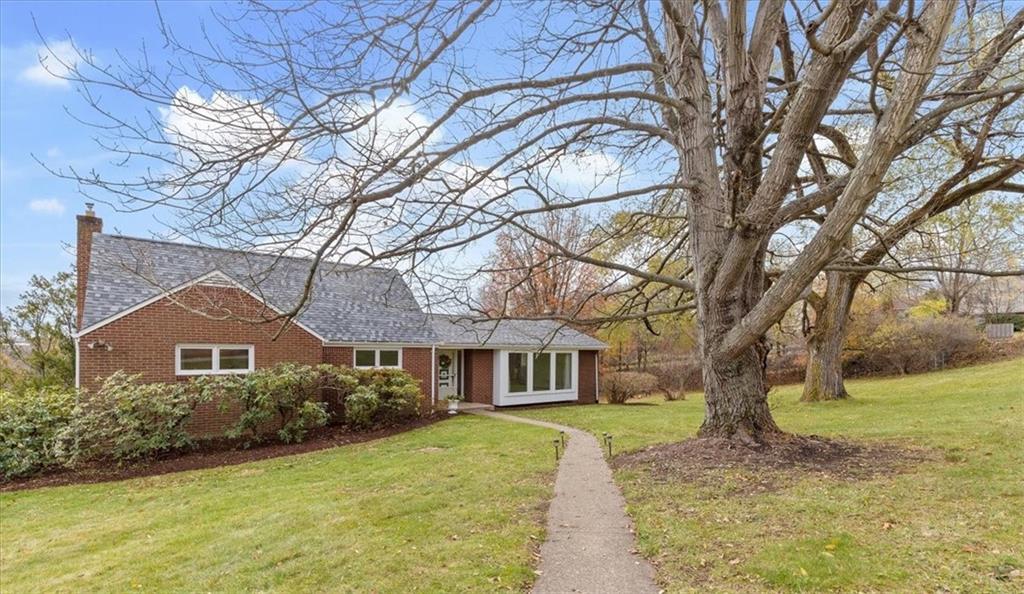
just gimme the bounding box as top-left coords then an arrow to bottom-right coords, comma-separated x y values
88,340 -> 113,352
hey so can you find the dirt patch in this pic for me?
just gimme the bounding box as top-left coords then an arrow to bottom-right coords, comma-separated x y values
614,435 -> 934,495
2,414 -> 447,493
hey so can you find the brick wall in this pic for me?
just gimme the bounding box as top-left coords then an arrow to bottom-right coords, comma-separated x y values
401,347 -> 436,413
578,350 -> 599,404
323,345 -> 353,367
462,349 -> 494,405
78,285 -> 324,436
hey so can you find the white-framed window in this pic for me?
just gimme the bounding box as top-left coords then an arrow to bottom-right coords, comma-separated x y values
353,348 -> 402,369
506,351 -> 573,394
175,344 -> 254,376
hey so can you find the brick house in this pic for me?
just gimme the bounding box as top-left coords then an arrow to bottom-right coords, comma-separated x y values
75,207 -> 606,431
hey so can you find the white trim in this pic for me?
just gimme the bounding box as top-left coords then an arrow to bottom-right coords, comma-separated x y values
494,349 -> 579,406
435,342 -> 609,351
77,270 -> 327,342
175,344 -> 255,376
74,337 -> 81,389
430,345 -> 437,407
325,342 -> 428,349
458,350 -> 465,401
352,347 -> 403,369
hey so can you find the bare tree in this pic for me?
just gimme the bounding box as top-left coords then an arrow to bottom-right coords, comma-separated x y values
50,0 -> 1024,445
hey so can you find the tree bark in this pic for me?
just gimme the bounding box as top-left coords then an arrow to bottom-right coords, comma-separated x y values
700,337 -> 781,444
801,272 -> 857,401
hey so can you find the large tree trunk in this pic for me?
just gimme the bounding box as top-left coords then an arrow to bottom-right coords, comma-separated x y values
696,260 -> 783,444
802,273 -> 857,402
700,338 -> 781,444
803,331 -> 849,401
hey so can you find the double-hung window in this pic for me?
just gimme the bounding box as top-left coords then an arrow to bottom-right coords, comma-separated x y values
507,351 -> 573,394
176,344 -> 254,375
353,348 -> 402,369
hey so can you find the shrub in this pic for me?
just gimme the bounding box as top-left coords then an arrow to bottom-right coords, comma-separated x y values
209,363 -> 329,444
602,371 -> 658,404
647,362 -> 688,401
344,385 -> 381,430
0,386 -> 76,478
851,315 -> 985,375
316,364 -> 360,421
342,368 -> 423,430
356,368 -> 422,426
61,372 -> 204,465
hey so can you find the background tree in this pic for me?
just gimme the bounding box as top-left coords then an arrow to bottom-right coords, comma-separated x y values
479,210 -> 605,320
0,270 -> 76,390
53,0 -> 1024,445
913,195 -> 1024,314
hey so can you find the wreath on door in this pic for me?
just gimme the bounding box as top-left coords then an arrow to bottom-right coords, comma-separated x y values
439,354 -> 452,370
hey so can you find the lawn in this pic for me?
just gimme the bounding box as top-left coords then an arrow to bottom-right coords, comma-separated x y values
515,359 -> 1024,593
0,415 -> 558,593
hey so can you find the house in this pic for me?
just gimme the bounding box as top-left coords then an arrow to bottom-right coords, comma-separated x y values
74,206 -> 605,433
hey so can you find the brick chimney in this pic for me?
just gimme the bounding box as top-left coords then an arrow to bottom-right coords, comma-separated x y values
76,203 -> 103,330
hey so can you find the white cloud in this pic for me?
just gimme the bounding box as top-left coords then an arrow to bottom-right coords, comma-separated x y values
19,40 -> 80,88
163,86 -> 296,164
46,147 -> 62,158
346,98 -> 444,159
28,198 -> 66,215
542,150 -> 628,193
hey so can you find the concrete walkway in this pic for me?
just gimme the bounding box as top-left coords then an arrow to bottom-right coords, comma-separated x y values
469,410 -> 659,594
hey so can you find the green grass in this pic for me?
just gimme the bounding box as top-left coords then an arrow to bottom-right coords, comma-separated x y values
0,416 -> 558,593
515,359 -> 1024,593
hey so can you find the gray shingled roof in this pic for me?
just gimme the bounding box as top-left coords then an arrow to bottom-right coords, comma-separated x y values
82,234 -> 435,343
83,234 -> 607,349
430,315 -> 606,349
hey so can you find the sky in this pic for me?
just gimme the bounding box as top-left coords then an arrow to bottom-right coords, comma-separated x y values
0,1 -> 230,307
0,0 -> 644,311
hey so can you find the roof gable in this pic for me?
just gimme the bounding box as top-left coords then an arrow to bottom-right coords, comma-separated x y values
82,234 -> 607,349
82,234 -> 434,343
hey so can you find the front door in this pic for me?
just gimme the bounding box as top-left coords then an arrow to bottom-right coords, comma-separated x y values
438,350 -> 459,400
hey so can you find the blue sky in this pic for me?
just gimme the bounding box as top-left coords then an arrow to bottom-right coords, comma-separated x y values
0,1 -> 220,307
0,1 -> 642,310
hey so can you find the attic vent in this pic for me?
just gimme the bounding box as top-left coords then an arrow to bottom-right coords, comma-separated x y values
197,272 -> 236,288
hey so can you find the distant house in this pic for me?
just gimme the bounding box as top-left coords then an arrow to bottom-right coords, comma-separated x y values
74,207 -> 604,433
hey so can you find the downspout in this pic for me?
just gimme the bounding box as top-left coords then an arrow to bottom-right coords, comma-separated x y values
430,345 -> 436,408
74,336 -> 80,390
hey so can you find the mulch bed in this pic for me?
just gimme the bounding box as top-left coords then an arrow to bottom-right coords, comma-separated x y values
1,413 -> 448,493
614,434 -> 935,495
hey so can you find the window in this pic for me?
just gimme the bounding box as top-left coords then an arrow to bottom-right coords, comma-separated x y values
379,349 -> 400,367
506,351 -> 574,394
508,353 -> 529,393
176,345 -> 253,375
353,348 -> 402,368
533,353 -> 551,391
355,349 -> 376,367
556,353 -> 572,390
